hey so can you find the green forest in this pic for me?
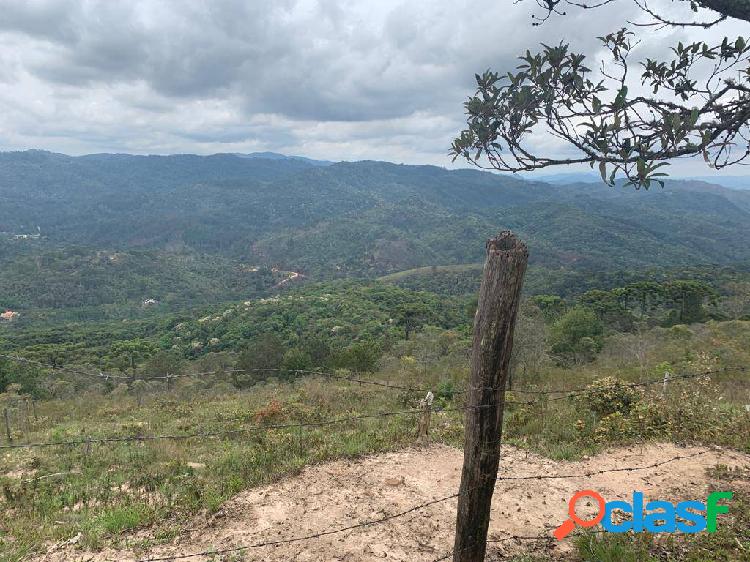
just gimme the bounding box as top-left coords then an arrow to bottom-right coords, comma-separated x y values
1,152 -> 749,561
2,0 -> 750,557
1,151 -> 749,399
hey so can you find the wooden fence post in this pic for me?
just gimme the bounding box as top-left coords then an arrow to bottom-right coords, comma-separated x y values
662,370 -> 671,397
3,408 -> 12,443
22,401 -> 30,437
453,231 -> 528,562
417,391 -> 434,445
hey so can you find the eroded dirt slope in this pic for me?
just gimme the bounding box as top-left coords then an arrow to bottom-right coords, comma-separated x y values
38,443 -> 750,562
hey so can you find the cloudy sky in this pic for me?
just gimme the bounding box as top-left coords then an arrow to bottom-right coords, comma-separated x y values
0,0 -> 746,174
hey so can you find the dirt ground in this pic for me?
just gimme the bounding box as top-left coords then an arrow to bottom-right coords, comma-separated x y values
36,442 -> 750,562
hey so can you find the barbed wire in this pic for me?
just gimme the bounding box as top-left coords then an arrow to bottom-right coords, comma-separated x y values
0,353 -> 538,408
451,366 -> 748,403
2,354 -> 745,401
134,490 -> 462,561
134,449 -> 710,561
0,407 -> 424,450
0,402 -> 540,450
0,353 -> 437,389
0,353 -> 123,380
1,353 -> 743,453
498,448 -> 711,481
542,367 -> 748,402
1,350 -> 736,559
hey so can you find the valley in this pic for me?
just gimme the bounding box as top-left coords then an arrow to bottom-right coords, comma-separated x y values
1,151 -> 749,561
3,0 -> 750,559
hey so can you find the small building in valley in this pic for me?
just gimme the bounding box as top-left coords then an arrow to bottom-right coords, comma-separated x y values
0,310 -> 20,322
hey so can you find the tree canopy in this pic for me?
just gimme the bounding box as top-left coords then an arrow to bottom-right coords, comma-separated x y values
452,0 -> 750,188
526,0 -> 750,27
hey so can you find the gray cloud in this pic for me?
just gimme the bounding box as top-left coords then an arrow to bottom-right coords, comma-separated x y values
0,0 -> 745,170
0,0 -> 81,42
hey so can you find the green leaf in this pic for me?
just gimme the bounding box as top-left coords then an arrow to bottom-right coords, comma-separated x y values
637,158 -> 646,179
592,96 -> 602,114
614,86 -> 628,109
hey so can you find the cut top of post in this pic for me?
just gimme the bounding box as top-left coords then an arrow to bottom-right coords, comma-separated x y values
486,230 -> 528,257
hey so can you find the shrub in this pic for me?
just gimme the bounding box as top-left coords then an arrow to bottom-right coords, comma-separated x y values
233,334 -> 285,388
332,342 -> 380,372
254,399 -> 284,424
281,348 -> 313,377
550,307 -> 603,364
594,411 -> 633,442
434,380 -> 455,408
576,376 -> 640,418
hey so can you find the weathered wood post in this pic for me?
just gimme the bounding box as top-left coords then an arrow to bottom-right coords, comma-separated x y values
3,408 -> 12,443
22,401 -> 30,437
417,391 -> 434,445
453,231 -> 528,562
662,370 -> 671,397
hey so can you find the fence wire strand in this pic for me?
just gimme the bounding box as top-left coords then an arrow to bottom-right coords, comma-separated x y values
0,352 -> 744,560
0,403 -> 533,450
2,353 -> 744,399
134,450 -> 710,561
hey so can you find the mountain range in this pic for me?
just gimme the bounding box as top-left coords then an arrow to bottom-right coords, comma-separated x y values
530,171 -> 750,191
2,150 -> 749,280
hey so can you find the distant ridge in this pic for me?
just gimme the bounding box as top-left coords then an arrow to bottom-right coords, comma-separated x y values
525,171 -> 750,191
1,150 -> 749,277
230,151 -> 334,166
676,176 -> 750,191
525,172 -> 600,184
0,149 -> 334,167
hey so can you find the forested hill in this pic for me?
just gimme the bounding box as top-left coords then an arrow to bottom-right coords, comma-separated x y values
2,150 -> 750,276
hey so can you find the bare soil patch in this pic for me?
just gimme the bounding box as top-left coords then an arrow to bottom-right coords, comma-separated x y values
36,442 -> 750,562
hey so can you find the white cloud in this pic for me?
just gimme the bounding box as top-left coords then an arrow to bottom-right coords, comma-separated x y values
0,0 -> 745,173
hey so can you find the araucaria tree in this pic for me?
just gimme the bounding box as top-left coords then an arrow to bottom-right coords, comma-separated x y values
451,0 -> 750,188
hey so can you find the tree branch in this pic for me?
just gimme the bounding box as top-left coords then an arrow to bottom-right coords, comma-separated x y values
697,0 -> 750,23
526,0 -> 750,28
452,33 -> 750,188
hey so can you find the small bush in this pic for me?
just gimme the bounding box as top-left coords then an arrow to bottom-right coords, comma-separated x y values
576,376 -> 640,418
253,399 -> 284,424
435,380 -> 455,405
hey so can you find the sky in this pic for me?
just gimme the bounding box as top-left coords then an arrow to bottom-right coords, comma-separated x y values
0,0 -> 747,175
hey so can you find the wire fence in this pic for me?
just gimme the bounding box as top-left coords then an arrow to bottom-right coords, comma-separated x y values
0,352 -> 745,451
0,354 -> 746,450
133,450 -> 711,562
0,404 -> 492,450
2,352 -> 744,397
0,352 -> 746,560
